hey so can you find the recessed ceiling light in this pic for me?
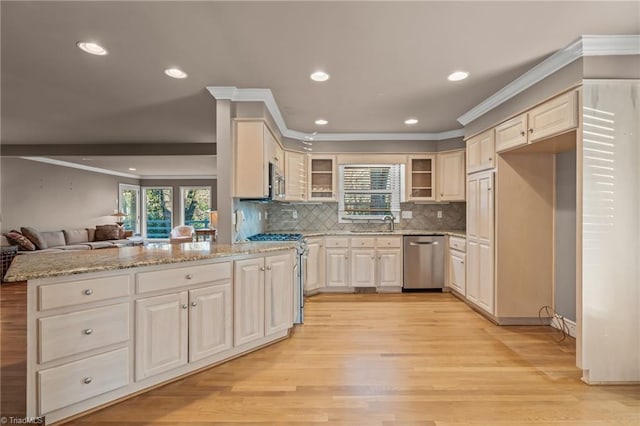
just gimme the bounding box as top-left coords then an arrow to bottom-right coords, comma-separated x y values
447,71 -> 469,81
315,119 -> 328,126
404,118 -> 419,125
164,68 -> 188,79
128,168 -> 137,171
76,41 -> 108,56
310,71 -> 330,82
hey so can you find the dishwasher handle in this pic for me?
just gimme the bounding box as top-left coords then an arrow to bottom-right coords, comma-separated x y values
409,241 -> 439,246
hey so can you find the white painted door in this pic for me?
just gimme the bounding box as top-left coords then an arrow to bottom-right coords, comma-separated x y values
477,172 -> 494,242
188,283 -> 232,363
466,130 -> 494,173
478,241 -> 494,313
466,240 -> 480,304
449,251 -> 466,295
325,248 -> 349,287
528,90 -> 578,142
265,254 -> 293,336
377,249 -> 403,287
233,258 -> 265,346
135,292 -> 188,381
305,238 -> 324,292
437,150 -> 465,201
350,248 -> 376,287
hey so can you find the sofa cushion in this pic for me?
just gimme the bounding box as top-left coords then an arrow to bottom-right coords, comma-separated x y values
0,235 -> 10,247
18,248 -> 65,254
58,244 -> 91,251
5,231 -> 36,251
40,231 -> 66,248
95,225 -> 120,241
21,227 -> 47,249
87,228 -> 96,242
84,241 -> 115,249
63,228 -> 90,245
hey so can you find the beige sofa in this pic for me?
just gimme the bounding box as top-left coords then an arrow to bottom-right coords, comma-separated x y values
2,228 -> 134,254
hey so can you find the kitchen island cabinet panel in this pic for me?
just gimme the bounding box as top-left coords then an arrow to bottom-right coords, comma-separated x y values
233,258 -> 265,346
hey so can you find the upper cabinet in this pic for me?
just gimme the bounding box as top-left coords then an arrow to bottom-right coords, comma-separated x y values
266,132 -> 285,175
436,150 -> 465,202
466,130 -> 495,173
407,155 -> 436,201
495,90 -> 578,153
284,151 -> 307,202
308,155 -> 337,201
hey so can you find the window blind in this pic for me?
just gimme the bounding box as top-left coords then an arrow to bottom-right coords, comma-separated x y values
338,164 -> 402,222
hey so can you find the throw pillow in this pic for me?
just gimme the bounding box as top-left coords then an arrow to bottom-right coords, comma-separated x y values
21,226 -> 47,249
118,225 -> 125,239
6,230 -> 36,251
95,224 -> 120,241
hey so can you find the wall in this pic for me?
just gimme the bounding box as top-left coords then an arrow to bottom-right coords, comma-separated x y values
266,202 -> 465,232
283,137 -> 465,154
232,200 -> 267,241
554,150 -> 576,321
0,157 -> 139,232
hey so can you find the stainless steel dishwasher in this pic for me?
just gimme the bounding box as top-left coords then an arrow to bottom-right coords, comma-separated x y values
403,235 -> 445,290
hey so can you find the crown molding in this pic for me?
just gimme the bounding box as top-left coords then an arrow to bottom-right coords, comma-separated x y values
207,86 -> 464,142
457,35 -> 640,126
21,156 -> 141,178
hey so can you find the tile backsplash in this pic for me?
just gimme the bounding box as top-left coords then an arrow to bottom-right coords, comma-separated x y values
232,200 -> 267,241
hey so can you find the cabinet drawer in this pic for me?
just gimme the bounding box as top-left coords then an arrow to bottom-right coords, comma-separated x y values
136,262 -> 231,294
38,347 -> 129,414
449,236 -> 466,252
324,237 -> 349,248
39,303 -> 129,363
350,237 -> 375,248
38,275 -> 130,311
376,237 -> 401,248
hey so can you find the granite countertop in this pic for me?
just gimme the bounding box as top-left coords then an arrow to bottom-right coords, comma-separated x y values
281,230 -> 467,238
4,241 -> 297,282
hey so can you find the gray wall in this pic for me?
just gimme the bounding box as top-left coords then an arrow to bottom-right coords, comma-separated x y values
0,157 -> 139,232
283,137 -> 465,154
554,150 -> 577,321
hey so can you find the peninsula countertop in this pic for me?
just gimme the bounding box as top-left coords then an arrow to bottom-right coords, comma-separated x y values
265,229 -> 467,239
4,241 -> 297,282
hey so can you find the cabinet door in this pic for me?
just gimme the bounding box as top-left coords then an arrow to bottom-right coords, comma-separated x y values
325,248 -> 349,287
377,249 -> 403,287
188,283 -> 232,363
477,172 -> 494,243
308,156 -> 336,201
265,254 -> 293,336
466,176 -> 478,239
466,130 -> 494,173
528,90 -> 578,143
350,249 -> 376,287
495,114 -> 528,153
478,241 -> 494,314
135,292 -> 188,381
305,238 -> 324,292
407,155 -> 436,201
234,258 -> 265,346
437,150 -> 465,201
234,121 -> 268,198
449,251 -> 466,295
466,240 -> 480,304
264,125 -> 283,174
284,151 -> 307,201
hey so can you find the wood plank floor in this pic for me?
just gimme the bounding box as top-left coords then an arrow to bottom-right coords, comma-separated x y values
2,289 -> 639,424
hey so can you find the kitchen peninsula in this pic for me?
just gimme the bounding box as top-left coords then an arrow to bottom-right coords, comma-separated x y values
3,242 -> 297,424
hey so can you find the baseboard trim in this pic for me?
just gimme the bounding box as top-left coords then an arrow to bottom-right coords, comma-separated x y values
550,315 -> 577,338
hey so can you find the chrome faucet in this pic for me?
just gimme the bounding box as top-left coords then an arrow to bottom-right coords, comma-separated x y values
383,214 -> 395,232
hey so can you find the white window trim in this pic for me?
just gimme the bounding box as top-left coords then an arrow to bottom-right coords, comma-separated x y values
141,186 -> 173,240
179,186 -> 212,226
118,183 -> 141,234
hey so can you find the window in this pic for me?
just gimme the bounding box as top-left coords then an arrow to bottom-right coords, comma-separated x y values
118,184 -> 140,234
338,164 -> 403,223
180,187 -> 212,229
143,187 -> 173,239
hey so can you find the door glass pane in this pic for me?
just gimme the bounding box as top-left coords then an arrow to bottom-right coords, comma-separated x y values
144,188 -> 173,239
182,187 -> 211,229
119,185 -> 140,234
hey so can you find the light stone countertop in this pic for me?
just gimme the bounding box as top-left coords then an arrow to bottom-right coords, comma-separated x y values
271,230 -> 467,239
4,241 -> 297,282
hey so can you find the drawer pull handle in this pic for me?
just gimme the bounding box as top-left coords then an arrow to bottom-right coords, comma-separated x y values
83,328 -> 93,335
185,274 -> 193,280
260,267 -> 265,271
182,304 -> 188,309
83,377 -> 92,384
83,289 -> 93,296
266,266 -> 272,271
191,301 -> 197,307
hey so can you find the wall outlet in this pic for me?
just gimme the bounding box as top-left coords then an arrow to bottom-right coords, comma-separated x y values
401,210 -> 412,219
437,210 -> 443,219
264,211 -> 268,220
292,210 -> 298,219
258,212 -> 262,221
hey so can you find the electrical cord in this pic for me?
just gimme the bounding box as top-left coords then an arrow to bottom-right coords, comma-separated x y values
538,305 -> 569,343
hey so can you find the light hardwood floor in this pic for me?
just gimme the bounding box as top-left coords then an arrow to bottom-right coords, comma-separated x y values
3,289 -> 639,425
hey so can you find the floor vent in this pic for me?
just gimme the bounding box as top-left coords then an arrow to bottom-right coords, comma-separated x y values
353,287 -> 377,294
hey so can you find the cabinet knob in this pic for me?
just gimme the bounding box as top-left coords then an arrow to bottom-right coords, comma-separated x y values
488,157 -> 493,161
83,328 -> 93,335
345,256 -> 349,260
378,256 -> 382,260
185,274 -> 193,280
83,289 -> 93,296
461,261 -> 465,264
260,267 -> 265,271
529,128 -> 534,133
371,256 -> 375,259
520,131 -> 525,136
266,266 -> 272,271
191,301 -> 197,307
83,377 -> 93,384
182,304 -> 188,309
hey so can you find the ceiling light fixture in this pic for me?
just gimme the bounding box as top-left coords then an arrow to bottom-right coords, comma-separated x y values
447,71 -> 469,81
310,71 -> 330,82
315,119 -> 328,126
164,68 -> 188,79
128,167 -> 137,171
404,118 -> 419,125
76,41 -> 108,56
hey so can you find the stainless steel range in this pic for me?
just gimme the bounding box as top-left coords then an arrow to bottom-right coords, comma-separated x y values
247,233 -> 307,324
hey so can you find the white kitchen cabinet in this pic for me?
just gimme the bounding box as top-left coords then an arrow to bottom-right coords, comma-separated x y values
407,155 -> 436,201
377,249 -> 403,287
350,248 -> 376,287
304,237 -> 324,293
233,257 -> 265,346
135,292 -> 188,381
325,248 -> 349,287
308,155 -> 336,201
466,171 -> 494,315
188,284 -> 232,362
436,150 -> 466,201
264,253 -> 293,336
266,129 -> 284,175
527,90 -> 578,142
466,130 -> 495,173
495,114 -> 528,153
448,236 -> 466,295
284,151 -> 307,201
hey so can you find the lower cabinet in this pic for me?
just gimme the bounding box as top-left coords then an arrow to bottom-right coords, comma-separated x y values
350,248 -> 376,287
135,281 -> 232,381
377,249 -> 403,287
466,239 -> 494,314
264,254 -> 293,336
325,248 -> 349,287
304,237 -> 324,293
448,249 -> 466,295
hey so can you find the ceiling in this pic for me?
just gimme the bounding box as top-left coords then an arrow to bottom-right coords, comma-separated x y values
1,1 -> 638,145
